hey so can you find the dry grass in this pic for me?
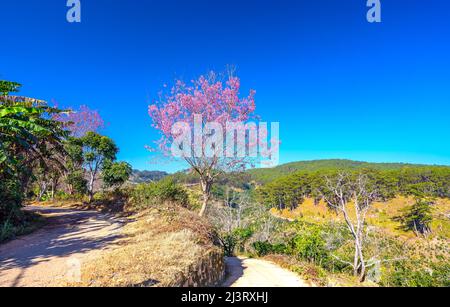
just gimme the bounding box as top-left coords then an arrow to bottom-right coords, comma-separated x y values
30,194 -> 128,214
70,204 -> 220,287
271,196 -> 450,239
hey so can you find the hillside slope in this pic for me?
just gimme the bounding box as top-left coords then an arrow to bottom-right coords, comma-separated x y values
248,159 -> 450,183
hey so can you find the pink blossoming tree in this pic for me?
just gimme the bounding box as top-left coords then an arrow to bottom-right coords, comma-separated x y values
54,105 -> 105,138
149,72 -> 258,216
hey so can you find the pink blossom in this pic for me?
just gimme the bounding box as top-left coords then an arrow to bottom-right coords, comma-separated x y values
148,72 -> 257,156
54,105 -> 105,138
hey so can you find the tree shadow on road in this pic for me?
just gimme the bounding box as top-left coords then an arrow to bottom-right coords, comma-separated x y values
221,257 -> 246,287
0,207 -> 125,286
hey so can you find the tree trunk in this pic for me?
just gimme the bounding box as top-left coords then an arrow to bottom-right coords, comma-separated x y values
353,244 -> 360,277
88,173 -> 95,203
199,179 -> 212,217
51,183 -> 55,201
37,182 -> 47,201
353,236 -> 367,282
357,240 -> 367,282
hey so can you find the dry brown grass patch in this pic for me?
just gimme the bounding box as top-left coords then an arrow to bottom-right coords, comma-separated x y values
70,204 -> 221,287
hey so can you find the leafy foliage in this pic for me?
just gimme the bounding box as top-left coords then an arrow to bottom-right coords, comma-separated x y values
0,80 -> 68,225
396,198 -> 434,235
102,160 -> 132,189
129,170 -> 168,184
0,81 -> 21,96
250,159 -> 450,191
252,241 -> 287,257
220,227 -> 254,257
0,80 -> 129,233
257,166 -> 450,210
129,178 -> 190,210
79,132 -> 119,201
381,260 -> 450,287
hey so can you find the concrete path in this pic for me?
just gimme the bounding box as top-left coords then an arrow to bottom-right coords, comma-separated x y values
222,257 -> 310,287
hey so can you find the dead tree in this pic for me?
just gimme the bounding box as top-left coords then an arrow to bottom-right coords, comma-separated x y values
319,173 -> 377,282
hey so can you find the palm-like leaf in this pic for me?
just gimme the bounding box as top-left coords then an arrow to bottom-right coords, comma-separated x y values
0,95 -> 68,174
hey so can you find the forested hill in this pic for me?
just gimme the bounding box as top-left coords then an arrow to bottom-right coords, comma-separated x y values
129,170 -> 168,184
248,159 -> 450,183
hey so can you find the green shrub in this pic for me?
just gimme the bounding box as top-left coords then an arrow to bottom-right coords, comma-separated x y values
0,220 -> 14,242
54,191 -> 84,201
381,260 -> 450,287
0,177 -> 23,225
252,241 -> 287,257
0,211 -> 45,243
129,178 -> 190,210
396,198 -> 434,235
66,170 -> 88,195
287,223 -> 331,267
102,160 -> 132,189
233,228 -> 254,253
252,223 -> 335,265
221,234 -> 237,257
289,234 -> 329,264
220,227 -> 254,257
93,191 -> 108,201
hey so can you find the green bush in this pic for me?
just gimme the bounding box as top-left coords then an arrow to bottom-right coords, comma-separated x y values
286,223 -> 331,266
53,191 -> 84,201
93,191 -> 109,202
220,227 -> 254,257
221,234 -> 237,257
252,241 -> 287,257
251,223 -> 335,263
381,260 -> 450,287
233,228 -> 254,253
66,170 -> 88,195
129,178 -> 190,210
219,227 -> 254,257
0,220 -> 15,242
0,211 -> 45,243
0,177 -> 24,225
396,198 -> 434,235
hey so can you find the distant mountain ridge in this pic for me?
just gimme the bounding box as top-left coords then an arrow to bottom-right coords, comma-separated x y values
130,170 -> 168,184
248,159 -> 450,183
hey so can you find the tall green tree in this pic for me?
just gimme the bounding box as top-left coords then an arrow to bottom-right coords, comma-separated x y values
397,198 -> 434,236
79,132 -> 118,202
0,80 -> 68,223
62,137 -> 86,195
102,160 -> 132,189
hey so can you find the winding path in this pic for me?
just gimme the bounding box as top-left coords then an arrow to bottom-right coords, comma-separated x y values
1,206 -> 310,287
222,257 -> 311,287
0,206 -> 124,287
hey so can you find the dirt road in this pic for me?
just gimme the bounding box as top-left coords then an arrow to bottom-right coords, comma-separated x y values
222,257 -> 311,287
1,207 -> 310,287
0,206 -> 124,287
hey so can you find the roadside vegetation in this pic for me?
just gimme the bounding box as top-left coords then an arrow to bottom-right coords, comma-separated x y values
197,162 -> 449,287
0,80 -> 131,242
1,76 -> 448,287
166,158 -> 449,287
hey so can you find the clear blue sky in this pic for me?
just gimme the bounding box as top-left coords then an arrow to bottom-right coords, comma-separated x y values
1,0 -> 449,172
